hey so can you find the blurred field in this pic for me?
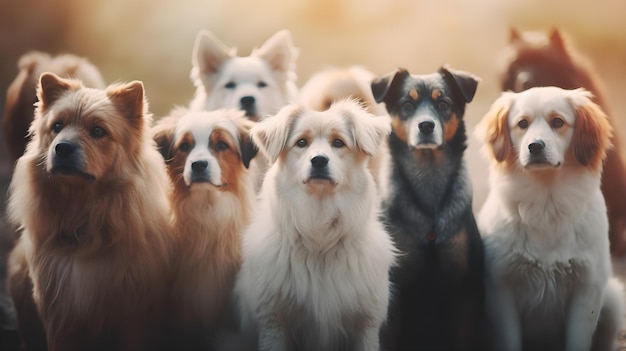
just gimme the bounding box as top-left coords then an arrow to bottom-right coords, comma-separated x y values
0,0 -> 625,346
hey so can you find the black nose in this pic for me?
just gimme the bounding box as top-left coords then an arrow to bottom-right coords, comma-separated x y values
528,140 -> 545,155
311,155 -> 329,169
418,121 -> 435,135
240,96 -> 255,109
55,141 -> 76,158
191,160 -> 208,173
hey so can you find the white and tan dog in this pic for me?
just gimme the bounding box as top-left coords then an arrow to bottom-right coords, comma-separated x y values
189,29 -> 298,121
476,86 -> 624,351
235,100 -> 394,351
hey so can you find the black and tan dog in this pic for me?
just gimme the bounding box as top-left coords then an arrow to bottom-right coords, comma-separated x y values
372,65 -> 484,351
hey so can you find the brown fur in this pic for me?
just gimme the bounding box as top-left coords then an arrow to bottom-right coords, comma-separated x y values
571,99 -> 613,173
152,109 -> 256,350
3,51 -> 105,164
476,95 -> 516,169
500,27 -> 626,255
6,73 -> 174,351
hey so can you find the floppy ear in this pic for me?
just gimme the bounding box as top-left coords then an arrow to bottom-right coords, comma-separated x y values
476,93 -> 514,163
342,102 -> 391,157
107,80 -> 145,123
371,68 -> 410,105
255,30 -> 298,75
38,72 -> 77,109
439,65 -> 480,103
192,30 -> 233,75
235,117 -> 258,169
568,89 -> 613,170
151,115 -> 178,163
251,104 -> 302,163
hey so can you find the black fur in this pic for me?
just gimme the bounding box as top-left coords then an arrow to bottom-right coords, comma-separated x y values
372,66 -> 485,351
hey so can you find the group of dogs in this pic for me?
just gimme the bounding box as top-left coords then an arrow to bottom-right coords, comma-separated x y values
2,26 -> 626,351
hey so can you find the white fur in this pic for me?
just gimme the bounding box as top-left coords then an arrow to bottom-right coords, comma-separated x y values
477,87 -> 624,351
236,100 -> 394,351
189,30 -> 298,119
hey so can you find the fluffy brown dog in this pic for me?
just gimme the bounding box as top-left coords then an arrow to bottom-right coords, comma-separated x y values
7,73 -> 175,351
3,51 -> 105,163
152,108 -> 257,350
499,27 -> 626,255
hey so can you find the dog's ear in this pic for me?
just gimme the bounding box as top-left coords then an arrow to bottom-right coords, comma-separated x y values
107,80 -> 146,123
439,65 -> 480,103
151,115 -> 179,163
548,27 -> 568,52
509,27 -> 522,43
568,88 -> 613,171
340,100 -> 391,157
371,68 -> 410,105
255,30 -> 298,75
251,104 -> 301,164
192,30 -> 232,75
38,72 -> 77,110
476,93 -> 514,164
235,117 -> 259,169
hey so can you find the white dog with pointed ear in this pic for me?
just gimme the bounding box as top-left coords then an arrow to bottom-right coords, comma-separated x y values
235,99 -> 395,351
476,86 -> 624,351
189,29 -> 299,121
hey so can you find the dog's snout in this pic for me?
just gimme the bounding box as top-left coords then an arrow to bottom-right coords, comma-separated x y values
191,160 -> 209,173
528,141 -> 545,155
240,96 -> 255,108
55,141 -> 76,158
418,121 -> 435,135
311,155 -> 329,169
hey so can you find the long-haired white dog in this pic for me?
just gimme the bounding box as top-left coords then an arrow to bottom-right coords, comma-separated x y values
476,86 -> 624,351
235,99 -> 394,351
189,29 -> 298,121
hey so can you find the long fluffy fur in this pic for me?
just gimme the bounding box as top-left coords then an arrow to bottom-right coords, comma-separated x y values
7,73 -> 174,351
152,108 -> 257,350
235,100 -> 394,351
476,86 -> 623,351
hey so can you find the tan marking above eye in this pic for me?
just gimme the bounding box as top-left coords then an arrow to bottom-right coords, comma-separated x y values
409,89 -> 418,101
431,89 -> 442,100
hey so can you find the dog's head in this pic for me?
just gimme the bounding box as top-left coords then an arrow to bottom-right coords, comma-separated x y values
499,27 -> 586,93
371,65 -> 479,154
152,108 -> 257,191
476,86 -> 612,173
29,72 -> 149,183
190,30 -> 298,120
251,99 -> 390,195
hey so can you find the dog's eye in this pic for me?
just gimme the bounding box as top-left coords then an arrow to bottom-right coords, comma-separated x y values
401,102 -> 414,114
90,126 -> 106,139
296,138 -> 308,148
52,121 -> 64,133
517,119 -> 529,129
551,118 -> 565,129
214,140 -> 229,151
437,101 -> 450,110
178,142 -> 191,152
332,139 -> 345,148
257,81 -> 267,88
224,82 -> 236,89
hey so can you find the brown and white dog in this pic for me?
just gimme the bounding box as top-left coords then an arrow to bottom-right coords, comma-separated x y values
152,108 -> 257,350
189,30 -> 298,121
3,51 -> 105,164
476,86 -> 624,351
499,27 -> 626,255
7,73 -> 175,351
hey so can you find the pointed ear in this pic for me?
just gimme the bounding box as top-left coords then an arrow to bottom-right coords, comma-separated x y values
509,27 -> 522,43
340,100 -> 391,157
192,30 -> 232,75
235,117 -> 258,169
107,81 -> 145,123
255,30 -> 298,74
568,89 -> 613,170
476,93 -> 514,163
151,115 -> 178,163
251,104 -> 301,164
439,65 -> 480,103
38,72 -> 77,109
371,68 -> 410,105
548,27 -> 567,51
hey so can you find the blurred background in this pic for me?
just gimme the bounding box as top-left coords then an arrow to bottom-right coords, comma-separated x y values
0,0 -> 625,204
